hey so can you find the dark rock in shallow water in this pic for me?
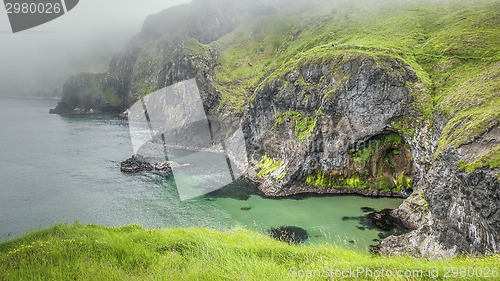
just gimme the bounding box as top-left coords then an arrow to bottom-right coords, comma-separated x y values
369,209 -> 397,231
268,226 -> 309,244
120,155 -> 172,174
368,209 -> 411,238
120,155 -> 153,173
204,178 -> 262,201
361,207 -> 376,213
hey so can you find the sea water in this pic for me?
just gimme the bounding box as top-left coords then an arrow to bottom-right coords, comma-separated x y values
0,97 -> 403,251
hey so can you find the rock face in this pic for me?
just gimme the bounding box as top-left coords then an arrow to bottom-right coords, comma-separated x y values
52,0 -> 499,258
379,149 -> 500,258
243,57 -> 416,198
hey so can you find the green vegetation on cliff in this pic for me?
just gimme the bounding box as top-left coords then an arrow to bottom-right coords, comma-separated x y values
305,133 -> 413,192
459,144 -> 500,173
202,0 -> 499,170
275,111 -> 316,142
256,153 -> 285,179
352,143 -> 377,164
135,78 -> 158,99
1,223 -> 499,280
64,73 -> 125,111
305,172 -> 371,190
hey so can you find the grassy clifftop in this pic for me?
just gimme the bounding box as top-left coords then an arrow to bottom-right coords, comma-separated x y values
0,223 -> 499,280
185,0 -> 499,170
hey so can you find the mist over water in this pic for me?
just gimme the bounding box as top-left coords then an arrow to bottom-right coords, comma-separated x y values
0,0 -> 189,97
0,98 -> 403,251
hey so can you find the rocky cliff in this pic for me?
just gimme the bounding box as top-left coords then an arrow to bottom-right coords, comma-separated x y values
243,56 -> 416,198
51,0 -> 500,258
50,0 -> 296,115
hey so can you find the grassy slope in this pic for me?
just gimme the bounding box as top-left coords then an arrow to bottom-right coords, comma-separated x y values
186,0 -> 500,170
0,223 -> 499,280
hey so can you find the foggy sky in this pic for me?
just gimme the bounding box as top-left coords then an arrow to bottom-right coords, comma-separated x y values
0,0 -> 189,97
0,0 -> 484,97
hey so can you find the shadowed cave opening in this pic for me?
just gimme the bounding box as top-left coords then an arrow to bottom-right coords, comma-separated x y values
305,132 -> 414,194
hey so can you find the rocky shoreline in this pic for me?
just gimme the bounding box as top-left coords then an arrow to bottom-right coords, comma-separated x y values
258,184 -> 409,199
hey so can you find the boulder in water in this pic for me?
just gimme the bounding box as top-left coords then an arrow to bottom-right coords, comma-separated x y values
368,209 -> 411,235
120,154 -> 172,174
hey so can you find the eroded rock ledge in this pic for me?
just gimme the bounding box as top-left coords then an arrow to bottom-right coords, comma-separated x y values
265,185 -> 409,199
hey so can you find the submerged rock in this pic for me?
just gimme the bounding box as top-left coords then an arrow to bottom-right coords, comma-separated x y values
368,209 -> 413,237
268,226 -> 309,244
361,207 -> 376,213
204,179 -> 262,201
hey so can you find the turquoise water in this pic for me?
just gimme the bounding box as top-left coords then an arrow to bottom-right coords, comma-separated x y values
0,97 -> 403,251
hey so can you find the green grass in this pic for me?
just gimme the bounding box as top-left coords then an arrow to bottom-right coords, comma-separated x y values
209,16 -> 297,113
435,61 -> 500,158
1,223 -> 499,280
458,144 -> 500,173
352,142 -> 377,164
185,38 -> 209,57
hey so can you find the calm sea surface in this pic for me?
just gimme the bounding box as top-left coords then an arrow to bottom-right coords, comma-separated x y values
0,97 -> 403,251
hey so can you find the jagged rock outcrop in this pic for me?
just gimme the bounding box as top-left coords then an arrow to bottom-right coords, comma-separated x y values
379,147 -> 500,258
120,154 -> 173,174
50,0 -> 296,116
